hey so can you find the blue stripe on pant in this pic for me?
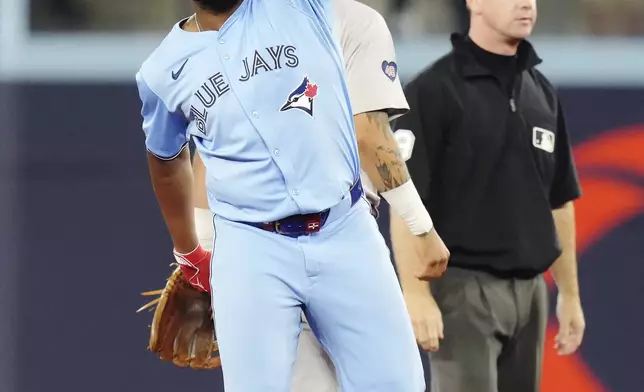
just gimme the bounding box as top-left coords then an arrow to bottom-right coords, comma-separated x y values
211,199 -> 425,392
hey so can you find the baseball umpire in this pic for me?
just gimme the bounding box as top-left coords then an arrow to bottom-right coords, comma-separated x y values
135,0 -> 446,391
189,1 -> 438,390
390,0 -> 586,391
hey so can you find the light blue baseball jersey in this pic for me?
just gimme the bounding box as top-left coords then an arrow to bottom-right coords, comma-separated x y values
136,0 -> 361,223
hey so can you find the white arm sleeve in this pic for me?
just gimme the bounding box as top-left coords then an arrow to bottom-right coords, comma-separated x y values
194,208 -> 215,251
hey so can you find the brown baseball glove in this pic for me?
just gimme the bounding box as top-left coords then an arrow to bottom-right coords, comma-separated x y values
137,266 -> 221,369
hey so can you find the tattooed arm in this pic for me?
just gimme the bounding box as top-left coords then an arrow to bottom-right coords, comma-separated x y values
355,109 -> 448,281
354,110 -> 410,193
354,110 -> 433,237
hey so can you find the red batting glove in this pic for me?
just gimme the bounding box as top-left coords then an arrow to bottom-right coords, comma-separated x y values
173,245 -> 212,293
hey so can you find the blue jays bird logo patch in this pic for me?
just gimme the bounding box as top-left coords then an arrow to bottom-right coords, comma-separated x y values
280,77 -> 318,116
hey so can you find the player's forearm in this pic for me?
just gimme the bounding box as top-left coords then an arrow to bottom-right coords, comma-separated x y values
390,210 -> 434,298
147,149 -> 199,253
355,111 -> 410,193
355,111 -> 434,235
549,202 -> 580,298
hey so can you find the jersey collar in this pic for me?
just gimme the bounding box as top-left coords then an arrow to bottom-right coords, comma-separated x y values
450,33 -> 542,78
172,0 -> 249,38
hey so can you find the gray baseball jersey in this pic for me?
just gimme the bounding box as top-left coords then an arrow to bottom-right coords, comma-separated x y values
332,0 -> 411,204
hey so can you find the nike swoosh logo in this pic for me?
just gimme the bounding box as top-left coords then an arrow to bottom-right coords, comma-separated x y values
172,59 -> 189,80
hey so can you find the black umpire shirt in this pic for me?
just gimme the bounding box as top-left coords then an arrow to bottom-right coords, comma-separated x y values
394,33 -> 582,278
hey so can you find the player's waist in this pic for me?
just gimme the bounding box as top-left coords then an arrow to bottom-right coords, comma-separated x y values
239,178 -> 365,237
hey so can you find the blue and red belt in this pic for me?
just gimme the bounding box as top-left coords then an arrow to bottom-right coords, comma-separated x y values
248,178 -> 365,237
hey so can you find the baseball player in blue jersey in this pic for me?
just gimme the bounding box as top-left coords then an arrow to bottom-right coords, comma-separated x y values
190,2 -> 438,390
136,1 -> 449,391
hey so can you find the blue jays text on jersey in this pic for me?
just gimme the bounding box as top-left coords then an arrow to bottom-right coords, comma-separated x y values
239,45 -> 299,82
135,0 -> 361,224
190,43 -> 299,129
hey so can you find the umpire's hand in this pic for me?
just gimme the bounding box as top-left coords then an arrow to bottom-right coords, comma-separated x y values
555,293 -> 586,355
404,291 -> 444,352
413,228 -> 450,280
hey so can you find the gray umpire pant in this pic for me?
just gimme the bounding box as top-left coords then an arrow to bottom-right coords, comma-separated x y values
429,266 -> 548,392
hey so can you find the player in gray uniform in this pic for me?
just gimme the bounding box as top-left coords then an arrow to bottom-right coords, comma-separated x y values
189,1 -> 431,390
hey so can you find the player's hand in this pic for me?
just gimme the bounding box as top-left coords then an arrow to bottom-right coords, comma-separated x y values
555,293 -> 585,355
413,228 -> 450,280
404,291 -> 443,352
173,245 -> 213,293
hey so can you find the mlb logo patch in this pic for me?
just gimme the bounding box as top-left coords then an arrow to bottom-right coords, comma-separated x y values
532,127 -> 555,153
382,61 -> 398,82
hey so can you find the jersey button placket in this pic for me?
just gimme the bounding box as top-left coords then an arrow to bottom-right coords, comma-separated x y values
220,43 -> 230,60
217,34 -> 230,61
